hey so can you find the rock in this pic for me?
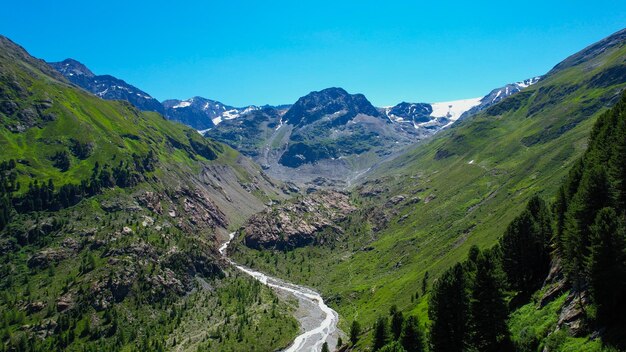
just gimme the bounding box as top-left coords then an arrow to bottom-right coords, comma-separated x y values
173,187 -> 228,230
243,190 -> 356,250
136,191 -> 163,214
28,248 -> 70,269
57,293 -> 73,312
540,258 -> 567,307
26,301 -> 46,313
407,197 -> 421,205
141,216 -> 154,227
61,237 -> 82,251
557,291 -> 590,336
424,194 -> 437,204
386,195 -> 406,206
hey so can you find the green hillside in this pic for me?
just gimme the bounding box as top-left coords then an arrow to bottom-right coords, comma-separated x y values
0,35 -> 297,351
230,28 -> 626,347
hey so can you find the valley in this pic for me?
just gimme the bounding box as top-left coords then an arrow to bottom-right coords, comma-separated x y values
0,17 -> 625,352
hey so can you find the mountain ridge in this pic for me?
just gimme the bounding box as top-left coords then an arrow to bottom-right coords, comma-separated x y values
0,34 -> 299,351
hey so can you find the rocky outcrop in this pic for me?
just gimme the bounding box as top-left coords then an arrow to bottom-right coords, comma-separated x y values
243,190 -> 356,250
173,187 -> 228,231
28,248 -> 72,269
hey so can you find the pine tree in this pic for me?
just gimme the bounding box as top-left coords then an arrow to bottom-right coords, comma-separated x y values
428,263 -> 469,352
421,271 -> 429,295
372,316 -> 389,351
562,166 -> 612,289
469,251 -> 511,352
608,97 -> 626,212
390,309 -> 404,340
321,342 -> 330,352
588,208 -> 626,328
400,316 -> 425,352
379,341 -> 407,352
500,196 -> 551,295
350,320 -> 361,345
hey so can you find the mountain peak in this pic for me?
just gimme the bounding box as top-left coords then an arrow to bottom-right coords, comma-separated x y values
49,58 -> 95,78
283,87 -> 382,126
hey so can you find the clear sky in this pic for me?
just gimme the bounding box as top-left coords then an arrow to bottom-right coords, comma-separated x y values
1,1 -> 624,106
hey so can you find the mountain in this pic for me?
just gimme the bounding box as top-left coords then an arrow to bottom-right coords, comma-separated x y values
49,58 -> 165,114
206,87 -> 439,186
459,76 -> 542,119
229,27 -> 626,348
283,87 -> 384,126
0,35 -> 299,351
162,96 -> 259,130
385,97 -> 483,128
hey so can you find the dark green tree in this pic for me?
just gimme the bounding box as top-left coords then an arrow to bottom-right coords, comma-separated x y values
372,316 -> 390,351
321,342 -> 330,352
428,263 -> 469,352
500,196 -> 551,295
562,166 -> 612,289
390,309 -> 404,340
379,341 -> 407,352
350,320 -> 361,345
400,316 -> 425,352
588,208 -> 626,328
422,271 -> 429,295
469,251 -> 511,352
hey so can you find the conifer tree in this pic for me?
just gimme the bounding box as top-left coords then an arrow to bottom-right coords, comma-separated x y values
562,166 -> 612,289
400,316 -> 425,352
469,251 -> 510,352
390,309 -> 404,340
321,341 -> 330,352
500,196 -> 551,294
588,208 -> 626,328
428,263 -> 469,352
372,316 -> 390,351
350,320 -> 361,345
379,341 -> 407,352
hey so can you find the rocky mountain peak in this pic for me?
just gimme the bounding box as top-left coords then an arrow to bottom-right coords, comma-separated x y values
49,58 -> 95,78
283,87 -> 383,126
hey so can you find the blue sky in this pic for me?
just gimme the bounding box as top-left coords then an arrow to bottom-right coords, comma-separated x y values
1,1 -> 624,106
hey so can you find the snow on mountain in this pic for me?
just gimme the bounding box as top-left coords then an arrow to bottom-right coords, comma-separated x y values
430,97 -> 483,128
458,76 -> 543,120
430,97 -> 483,121
172,101 -> 192,109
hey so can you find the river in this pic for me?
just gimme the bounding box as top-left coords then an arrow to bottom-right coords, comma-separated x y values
219,232 -> 341,352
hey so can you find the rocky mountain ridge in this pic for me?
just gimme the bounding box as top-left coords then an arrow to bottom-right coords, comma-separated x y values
48,59 -> 165,114
48,59 -> 542,187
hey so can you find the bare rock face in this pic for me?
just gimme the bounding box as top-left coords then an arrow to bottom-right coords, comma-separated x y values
556,291 -> 590,337
243,190 -> 356,250
28,248 -> 72,269
171,187 -> 228,232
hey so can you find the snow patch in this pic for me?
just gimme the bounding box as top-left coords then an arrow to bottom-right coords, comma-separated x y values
172,101 -> 191,109
430,97 -> 482,121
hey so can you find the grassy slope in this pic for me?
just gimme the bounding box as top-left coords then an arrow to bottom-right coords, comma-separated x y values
0,36 -> 296,351
232,31 -> 626,338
